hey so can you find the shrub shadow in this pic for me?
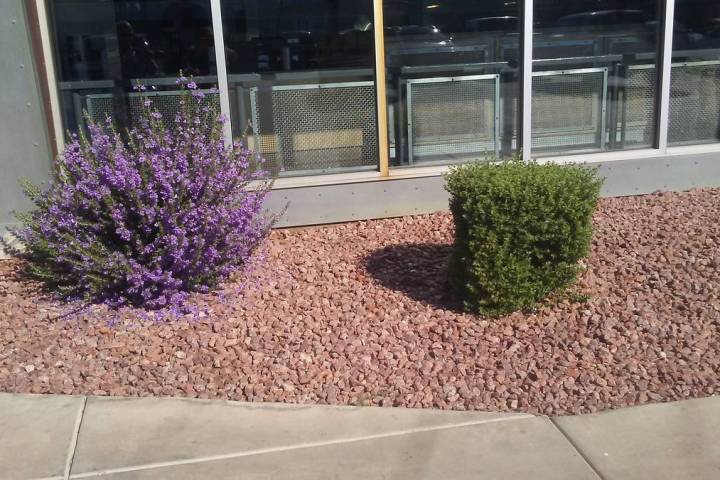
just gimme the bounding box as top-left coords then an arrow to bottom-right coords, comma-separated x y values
364,243 -> 464,312
0,258 -> 50,296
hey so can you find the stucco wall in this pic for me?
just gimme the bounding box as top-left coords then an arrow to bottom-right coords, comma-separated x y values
0,1 -> 52,242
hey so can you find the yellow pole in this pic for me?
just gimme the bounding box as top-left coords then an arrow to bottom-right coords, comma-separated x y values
373,0 -> 390,176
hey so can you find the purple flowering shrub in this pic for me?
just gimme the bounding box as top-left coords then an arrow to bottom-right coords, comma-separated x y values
10,78 -> 275,311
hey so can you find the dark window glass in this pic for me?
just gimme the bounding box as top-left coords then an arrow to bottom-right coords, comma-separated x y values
670,0 -> 720,145
384,0 -> 522,166
50,0 -> 218,133
221,0 -> 378,177
532,0 -> 660,155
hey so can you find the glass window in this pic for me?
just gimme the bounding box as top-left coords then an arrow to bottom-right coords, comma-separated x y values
384,0 -> 521,167
532,0 -> 660,155
670,0 -> 720,145
221,0 -> 378,177
50,0 -> 219,133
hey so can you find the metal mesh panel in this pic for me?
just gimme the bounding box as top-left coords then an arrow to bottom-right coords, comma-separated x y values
669,61 -> 720,145
622,66 -> 657,146
531,69 -> 606,152
407,76 -> 498,162
85,90 -> 219,125
250,82 -> 377,174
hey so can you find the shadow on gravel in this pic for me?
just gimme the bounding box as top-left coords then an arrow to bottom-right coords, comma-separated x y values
0,258 -> 49,297
364,243 -> 464,313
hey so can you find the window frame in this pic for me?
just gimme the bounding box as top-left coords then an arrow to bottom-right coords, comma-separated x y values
35,0 -> 720,190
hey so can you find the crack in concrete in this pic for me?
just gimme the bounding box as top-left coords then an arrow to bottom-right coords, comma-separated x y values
68,414 -> 534,478
550,417 -> 606,480
64,396 -> 87,480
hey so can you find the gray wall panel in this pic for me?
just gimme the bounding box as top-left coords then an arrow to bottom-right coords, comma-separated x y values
0,1 -> 52,236
269,152 -> 720,227
267,176 -> 448,227
595,153 -> 720,197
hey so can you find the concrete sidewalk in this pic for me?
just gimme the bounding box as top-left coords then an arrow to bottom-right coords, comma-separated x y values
1,393 -> 718,480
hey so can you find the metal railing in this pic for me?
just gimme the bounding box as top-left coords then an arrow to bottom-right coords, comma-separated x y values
249,81 -> 378,176
406,74 -> 500,163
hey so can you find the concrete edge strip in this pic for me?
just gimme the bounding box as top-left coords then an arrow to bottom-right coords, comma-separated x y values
64,396 -> 88,480
549,417 -> 605,480
69,413 -> 535,478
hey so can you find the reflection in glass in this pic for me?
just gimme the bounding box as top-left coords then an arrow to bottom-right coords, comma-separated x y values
50,0 -> 219,133
670,0 -> 720,145
221,0 -> 378,176
532,0 -> 660,155
384,0 -> 521,166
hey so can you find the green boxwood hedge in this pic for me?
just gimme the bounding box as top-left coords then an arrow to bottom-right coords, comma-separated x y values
445,159 -> 603,316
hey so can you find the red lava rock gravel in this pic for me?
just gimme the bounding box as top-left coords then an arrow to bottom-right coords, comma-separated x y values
1,188 -> 719,415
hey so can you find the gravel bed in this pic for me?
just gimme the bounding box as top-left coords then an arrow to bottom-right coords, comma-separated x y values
1,188 -> 719,415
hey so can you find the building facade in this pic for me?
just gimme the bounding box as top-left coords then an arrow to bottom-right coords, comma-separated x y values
2,0 -> 720,230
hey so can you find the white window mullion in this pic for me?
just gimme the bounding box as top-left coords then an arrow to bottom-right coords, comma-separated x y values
657,0 -> 676,152
521,0 -> 533,161
210,0 -> 233,146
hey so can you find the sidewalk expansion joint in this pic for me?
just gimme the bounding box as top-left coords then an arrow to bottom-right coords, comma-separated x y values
69,413 -> 534,478
64,396 -> 88,480
549,417 -> 606,480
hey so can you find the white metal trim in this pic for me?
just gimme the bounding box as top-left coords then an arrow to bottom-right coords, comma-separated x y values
272,171 -> 385,189
270,143 -> 720,189
406,74 -> 500,85
600,67 -> 609,150
389,164 -> 452,178
249,87 -> 259,136
407,82 -> 414,164
395,146 -> 715,172
58,76 -> 222,90
533,54 -> 621,65
35,0 -> 64,154
521,0 -> 533,161
627,64 -> 656,71
531,67 -> 609,77
267,81 -> 375,91
493,74 -> 501,158
209,0 -> 232,146
627,60 -> 720,71
671,59 -> 720,68
535,147 -> 665,165
657,0 -> 676,152
428,144 -> 720,169
248,87 -> 261,162
84,89 -> 218,100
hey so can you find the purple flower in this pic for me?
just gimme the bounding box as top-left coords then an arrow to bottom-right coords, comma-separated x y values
187,81 -> 198,90
11,75 -> 277,317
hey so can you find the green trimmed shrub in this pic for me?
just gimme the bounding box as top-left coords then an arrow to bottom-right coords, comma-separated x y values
445,158 -> 602,316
